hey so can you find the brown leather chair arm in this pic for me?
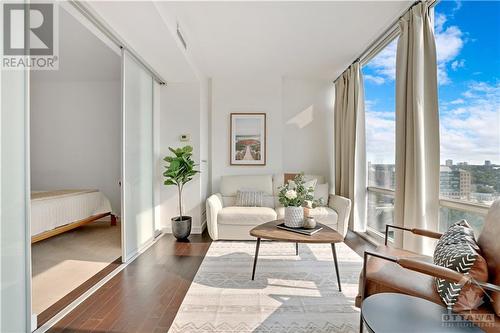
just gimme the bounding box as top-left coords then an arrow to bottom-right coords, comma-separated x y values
384,224 -> 443,245
397,258 -> 468,285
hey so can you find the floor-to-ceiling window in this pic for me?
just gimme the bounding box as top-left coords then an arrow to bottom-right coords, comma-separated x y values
434,1 -> 500,235
362,39 -> 398,238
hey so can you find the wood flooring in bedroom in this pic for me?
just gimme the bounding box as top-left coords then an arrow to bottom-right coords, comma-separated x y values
32,218 -> 121,327
48,230 -> 373,332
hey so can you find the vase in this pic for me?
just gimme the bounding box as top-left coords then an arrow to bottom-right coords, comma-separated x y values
303,216 -> 317,229
284,206 -> 304,228
172,216 -> 192,240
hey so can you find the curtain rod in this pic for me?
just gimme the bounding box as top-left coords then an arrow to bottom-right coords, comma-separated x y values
332,0 -> 438,84
69,1 -> 167,85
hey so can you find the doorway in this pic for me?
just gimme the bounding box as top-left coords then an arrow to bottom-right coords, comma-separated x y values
29,5 -> 122,327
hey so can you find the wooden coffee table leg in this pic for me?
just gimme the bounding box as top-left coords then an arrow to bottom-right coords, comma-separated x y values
331,243 -> 342,292
295,243 -> 299,255
251,238 -> 261,280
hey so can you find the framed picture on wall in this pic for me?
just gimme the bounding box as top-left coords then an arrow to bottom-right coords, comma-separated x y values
230,113 -> 266,165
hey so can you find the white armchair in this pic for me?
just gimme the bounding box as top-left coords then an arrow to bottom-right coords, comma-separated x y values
328,194 -> 352,238
206,193 -> 223,240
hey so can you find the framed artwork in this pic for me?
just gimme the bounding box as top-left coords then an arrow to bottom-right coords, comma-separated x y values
230,113 -> 266,165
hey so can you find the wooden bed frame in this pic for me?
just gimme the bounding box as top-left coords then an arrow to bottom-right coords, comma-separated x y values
31,212 -> 117,244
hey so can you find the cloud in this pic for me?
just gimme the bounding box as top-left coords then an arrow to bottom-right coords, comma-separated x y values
364,12 -> 465,86
365,39 -> 398,81
451,59 -> 465,71
364,74 -> 385,85
365,100 -> 396,163
450,98 -> 465,105
364,82 -> 500,165
435,19 -> 464,84
440,82 -> 500,164
452,0 -> 462,13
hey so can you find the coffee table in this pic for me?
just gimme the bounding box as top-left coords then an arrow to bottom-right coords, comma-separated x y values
249,220 -> 344,291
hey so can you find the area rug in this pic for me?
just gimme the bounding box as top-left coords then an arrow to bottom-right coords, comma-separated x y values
169,241 -> 363,333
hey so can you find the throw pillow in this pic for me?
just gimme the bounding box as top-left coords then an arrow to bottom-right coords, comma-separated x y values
236,190 -> 263,207
434,220 -> 489,311
303,179 -> 318,193
314,183 -> 329,206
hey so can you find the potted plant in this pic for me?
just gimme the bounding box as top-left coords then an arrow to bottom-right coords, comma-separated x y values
277,174 -> 315,228
163,145 -> 199,240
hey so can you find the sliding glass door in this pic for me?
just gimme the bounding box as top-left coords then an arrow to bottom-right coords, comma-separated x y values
122,51 -> 155,262
1,64 -> 31,331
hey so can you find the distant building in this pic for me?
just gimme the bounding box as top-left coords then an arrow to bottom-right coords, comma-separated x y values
445,159 -> 453,167
458,162 -> 469,166
485,160 -> 491,166
440,166 -> 471,200
368,163 -> 395,189
459,169 -> 471,199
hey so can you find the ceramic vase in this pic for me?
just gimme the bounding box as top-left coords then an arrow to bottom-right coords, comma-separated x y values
284,206 -> 304,228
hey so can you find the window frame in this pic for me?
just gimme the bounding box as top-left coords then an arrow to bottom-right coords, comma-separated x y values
356,1 -> 495,245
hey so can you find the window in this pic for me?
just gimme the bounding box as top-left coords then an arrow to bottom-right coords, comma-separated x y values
435,1 -> 500,234
362,39 -> 398,237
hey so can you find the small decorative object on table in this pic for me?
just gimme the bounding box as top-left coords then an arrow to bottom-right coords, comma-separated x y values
303,216 -> 317,229
278,174 -> 315,228
163,145 -> 200,240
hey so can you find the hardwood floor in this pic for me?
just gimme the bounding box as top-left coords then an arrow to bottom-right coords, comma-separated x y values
49,230 -> 372,332
38,258 -> 122,328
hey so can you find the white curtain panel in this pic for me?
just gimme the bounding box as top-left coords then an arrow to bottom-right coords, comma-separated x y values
394,2 -> 440,254
334,62 -> 366,232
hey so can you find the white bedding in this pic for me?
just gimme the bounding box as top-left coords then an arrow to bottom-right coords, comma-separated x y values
31,189 -> 112,236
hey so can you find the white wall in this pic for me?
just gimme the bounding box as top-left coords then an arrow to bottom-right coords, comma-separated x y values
210,77 -> 284,192
30,80 -> 121,214
209,77 -> 333,192
282,79 -> 334,179
159,82 -> 206,232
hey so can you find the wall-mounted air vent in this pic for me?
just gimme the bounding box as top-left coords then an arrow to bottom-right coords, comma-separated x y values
177,23 -> 187,50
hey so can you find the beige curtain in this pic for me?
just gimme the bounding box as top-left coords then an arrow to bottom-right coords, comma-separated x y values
394,2 -> 440,254
334,62 -> 366,232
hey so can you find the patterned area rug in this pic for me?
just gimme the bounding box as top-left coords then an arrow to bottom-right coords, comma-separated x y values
169,241 -> 363,333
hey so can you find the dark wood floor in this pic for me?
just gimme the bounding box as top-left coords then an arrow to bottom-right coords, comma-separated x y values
49,230 -> 372,332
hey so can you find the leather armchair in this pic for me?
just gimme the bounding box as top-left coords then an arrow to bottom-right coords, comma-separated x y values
356,200 -> 500,332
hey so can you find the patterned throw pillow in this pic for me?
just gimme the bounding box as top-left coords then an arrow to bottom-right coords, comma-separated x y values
236,190 -> 264,207
434,220 -> 489,311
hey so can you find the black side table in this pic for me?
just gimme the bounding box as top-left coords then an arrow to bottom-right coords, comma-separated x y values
360,293 -> 484,333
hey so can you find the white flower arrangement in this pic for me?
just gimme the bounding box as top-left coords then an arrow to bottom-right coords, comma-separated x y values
285,190 -> 298,200
278,174 -> 314,207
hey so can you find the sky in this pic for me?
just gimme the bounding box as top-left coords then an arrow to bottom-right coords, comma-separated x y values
363,0 -> 500,165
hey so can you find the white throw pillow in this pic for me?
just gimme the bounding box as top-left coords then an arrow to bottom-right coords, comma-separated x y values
303,179 -> 318,192
314,183 -> 329,206
236,190 -> 264,207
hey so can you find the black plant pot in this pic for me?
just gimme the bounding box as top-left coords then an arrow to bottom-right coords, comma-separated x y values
172,216 -> 192,240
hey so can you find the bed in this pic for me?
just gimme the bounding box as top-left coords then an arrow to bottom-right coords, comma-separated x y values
31,189 -> 115,243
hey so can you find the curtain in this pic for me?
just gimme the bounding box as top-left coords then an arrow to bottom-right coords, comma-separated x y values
334,62 -> 366,232
394,2 -> 440,254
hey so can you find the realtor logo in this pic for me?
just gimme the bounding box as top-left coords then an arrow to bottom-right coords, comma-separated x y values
2,2 -> 58,69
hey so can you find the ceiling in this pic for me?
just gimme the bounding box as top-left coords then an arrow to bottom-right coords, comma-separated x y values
156,1 -> 413,80
45,1 -> 414,83
32,6 -> 121,82
86,1 -> 199,83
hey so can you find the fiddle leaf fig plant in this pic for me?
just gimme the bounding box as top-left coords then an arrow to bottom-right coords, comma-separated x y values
163,145 -> 199,221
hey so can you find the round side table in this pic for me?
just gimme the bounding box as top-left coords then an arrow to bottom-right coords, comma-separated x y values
360,293 -> 484,333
